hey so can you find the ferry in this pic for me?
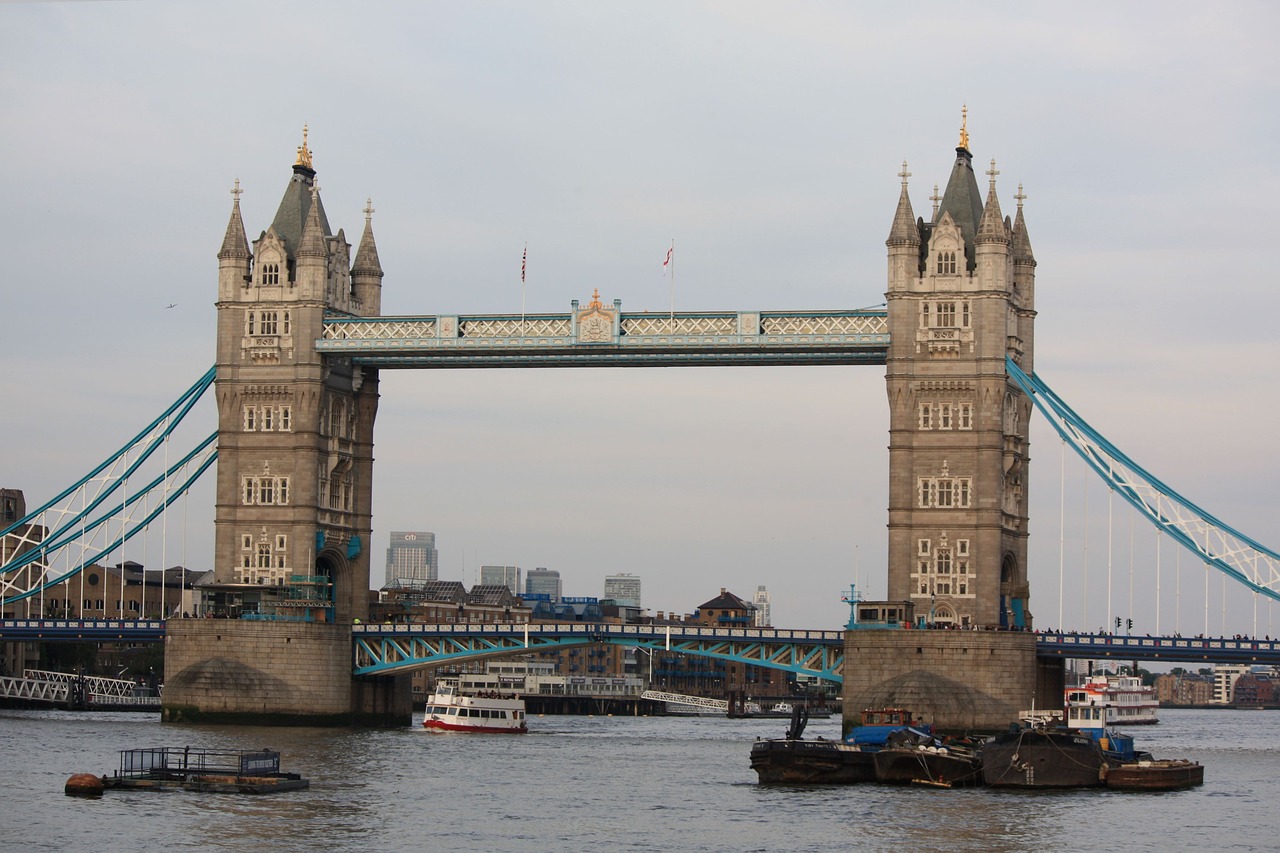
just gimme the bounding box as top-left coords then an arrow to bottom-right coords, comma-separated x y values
422,679 -> 528,733
1065,673 -> 1159,725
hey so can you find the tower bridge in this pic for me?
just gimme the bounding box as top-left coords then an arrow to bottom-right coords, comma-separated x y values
6,121 -> 1278,728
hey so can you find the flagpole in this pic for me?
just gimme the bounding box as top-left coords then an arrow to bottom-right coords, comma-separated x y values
520,242 -> 527,339
669,238 -> 675,321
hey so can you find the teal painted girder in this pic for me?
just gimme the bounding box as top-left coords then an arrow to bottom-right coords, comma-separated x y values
352,623 -> 845,682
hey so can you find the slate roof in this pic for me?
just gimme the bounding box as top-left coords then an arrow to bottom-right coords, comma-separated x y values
268,164 -> 332,257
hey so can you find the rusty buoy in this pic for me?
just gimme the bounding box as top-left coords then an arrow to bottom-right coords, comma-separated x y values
64,773 -> 105,797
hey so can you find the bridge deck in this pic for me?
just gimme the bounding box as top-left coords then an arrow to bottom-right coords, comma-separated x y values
4,620 -> 1278,668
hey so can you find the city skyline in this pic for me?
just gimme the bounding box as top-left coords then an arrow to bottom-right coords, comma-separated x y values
3,3 -> 1279,632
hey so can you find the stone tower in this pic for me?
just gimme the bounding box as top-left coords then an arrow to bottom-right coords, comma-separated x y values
210,128 -> 383,623
883,114 -> 1037,629
164,133 -> 407,725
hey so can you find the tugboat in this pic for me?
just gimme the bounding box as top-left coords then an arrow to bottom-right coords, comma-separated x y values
422,679 -> 528,733
750,707 -> 926,785
981,704 -> 1147,789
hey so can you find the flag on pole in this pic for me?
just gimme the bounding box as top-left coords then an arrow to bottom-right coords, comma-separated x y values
521,244 -> 527,284
662,244 -> 673,275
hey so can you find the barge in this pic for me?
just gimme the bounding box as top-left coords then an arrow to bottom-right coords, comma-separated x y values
100,747 -> 309,793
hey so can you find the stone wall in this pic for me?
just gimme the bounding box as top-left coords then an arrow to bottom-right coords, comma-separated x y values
162,619 -> 410,726
842,629 -> 1056,734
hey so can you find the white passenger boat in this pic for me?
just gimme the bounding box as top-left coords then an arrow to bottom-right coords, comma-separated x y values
1065,674 -> 1159,725
422,680 -> 528,733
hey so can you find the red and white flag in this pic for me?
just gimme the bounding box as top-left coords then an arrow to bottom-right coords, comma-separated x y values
662,244 -> 673,275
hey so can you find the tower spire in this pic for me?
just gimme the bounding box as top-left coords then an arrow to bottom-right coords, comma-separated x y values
353,197 -> 383,276
219,178 -> 250,260
976,158 -> 1006,243
886,161 -> 920,247
1011,183 -> 1035,262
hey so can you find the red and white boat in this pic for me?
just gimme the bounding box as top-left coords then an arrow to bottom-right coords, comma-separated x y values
1065,674 -> 1159,726
422,680 -> 528,734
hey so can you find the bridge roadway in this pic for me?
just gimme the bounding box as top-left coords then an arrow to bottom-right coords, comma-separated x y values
5,619 -> 1279,675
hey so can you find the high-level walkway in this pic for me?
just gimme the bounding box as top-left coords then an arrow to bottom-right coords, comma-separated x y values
318,306 -> 889,367
5,618 -> 1278,677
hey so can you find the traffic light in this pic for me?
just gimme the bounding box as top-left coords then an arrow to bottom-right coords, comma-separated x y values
1115,617 -> 1121,630
1127,618 -> 1133,631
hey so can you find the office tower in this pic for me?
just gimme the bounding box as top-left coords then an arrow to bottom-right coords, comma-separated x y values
752,585 -> 772,627
480,564 -> 521,594
384,531 -> 439,587
603,573 -> 641,606
525,567 -> 562,601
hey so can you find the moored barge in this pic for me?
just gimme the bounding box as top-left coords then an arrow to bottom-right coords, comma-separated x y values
100,747 -> 309,793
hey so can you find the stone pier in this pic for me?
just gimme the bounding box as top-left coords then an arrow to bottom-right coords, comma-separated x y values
162,620 -> 411,727
842,630 -> 1063,734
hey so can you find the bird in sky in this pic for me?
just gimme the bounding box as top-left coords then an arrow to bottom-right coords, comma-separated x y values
164,303 -> 177,309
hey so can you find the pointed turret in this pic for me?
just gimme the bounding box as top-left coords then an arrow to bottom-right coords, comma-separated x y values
352,198 -> 384,315
352,198 -> 383,276
976,159 -> 1007,244
1010,183 -> 1034,263
887,162 -> 921,248
297,183 -> 327,259
886,163 -> 922,292
219,179 -> 250,260
218,180 -> 251,301
974,158 -> 1010,294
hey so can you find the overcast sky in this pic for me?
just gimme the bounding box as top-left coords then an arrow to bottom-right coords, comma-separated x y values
3,1 -> 1278,633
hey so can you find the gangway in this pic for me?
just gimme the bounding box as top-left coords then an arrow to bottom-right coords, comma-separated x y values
0,675 -> 70,704
24,669 -> 145,699
640,689 -> 730,713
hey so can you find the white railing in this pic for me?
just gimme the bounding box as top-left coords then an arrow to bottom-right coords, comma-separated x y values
640,690 -> 729,711
0,676 -> 69,703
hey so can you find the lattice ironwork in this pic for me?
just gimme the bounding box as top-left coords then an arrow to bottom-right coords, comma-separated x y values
352,622 -> 846,681
323,319 -> 437,340
621,315 -> 737,337
762,314 -> 888,336
460,317 -> 571,338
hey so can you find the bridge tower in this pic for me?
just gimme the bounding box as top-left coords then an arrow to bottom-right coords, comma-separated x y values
884,114 -> 1036,629
843,117 -> 1056,734
164,131 -> 408,725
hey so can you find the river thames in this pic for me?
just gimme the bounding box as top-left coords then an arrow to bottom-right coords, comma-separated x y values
0,707 -> 1275,852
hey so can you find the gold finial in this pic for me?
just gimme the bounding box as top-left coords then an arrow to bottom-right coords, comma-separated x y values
958,104 -> 969,150
588,288 -> 603,308
295,124 -> 313,169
